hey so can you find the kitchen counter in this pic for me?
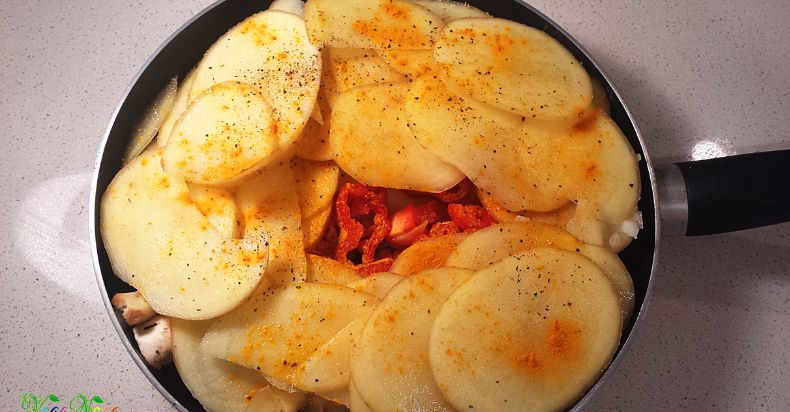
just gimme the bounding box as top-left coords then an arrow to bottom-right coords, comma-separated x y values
1,0 -> 788,410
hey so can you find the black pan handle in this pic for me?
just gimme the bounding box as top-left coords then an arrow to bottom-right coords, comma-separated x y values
659,149 -> 790,236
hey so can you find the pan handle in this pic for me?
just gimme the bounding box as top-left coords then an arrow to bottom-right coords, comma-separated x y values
657,149 -> 790,236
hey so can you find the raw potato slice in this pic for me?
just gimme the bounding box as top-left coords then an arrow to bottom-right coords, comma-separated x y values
237,163 -> 307,286
351,267 -> 474,412
189,10 -> 321,147
124,77 -> 178,163
158,69 -> 196,148
305,254 -> 362,285
347,272 -> 403,299
407,74 -> 566,211
269,0 -> 305,18
187,183 -> 240,239
203,283 -> 378,392
434,18 -> 592,119
294,117 -> 333,161
297,318 -> 365,392
305,0 -> 443,50
292,159 -> 339,248
331,82 -> 464,192
349,380 -> 373,412
321,48 -> 406,109
447,222 -> 583,270
591,77 -> 611,115
578,244 -> 634,321
389,234 -> 465,275
429,248 -> 622,412
377,49 -> 434,78
246,387 -> 307,412
412,0 -> 489,21
100,150 -> 267,319
163,82 -> 279,184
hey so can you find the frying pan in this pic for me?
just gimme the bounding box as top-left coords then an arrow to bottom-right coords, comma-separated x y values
88,0 -> 790,410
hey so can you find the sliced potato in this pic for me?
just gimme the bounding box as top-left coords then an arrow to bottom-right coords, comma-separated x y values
434,18 -> 592,119
591,77 -> 611,115
294,117 -> 333,161
163,81 -> 279,184
291,159 -> 340,248
349,380 -> 373,412
331,82 -> 464,192
446,222 -> 583,270
407,74 -> 566,211
203,283 -> 378,393
412,0 -> 488,21
578,244 -> 634,321
321,48 -> 405,109
236,163 -> 306,286
429,248 -> 622,412
305,0 -> 443,50
376,49 -> 434,78
124,77 -> 178,163
246,387 -> 307,412
352,267 -> 474,412
187,183 -> 240,239
306,254 -> 362,285
158,69 -> 196,148
269,0 -> 305,18
100,150 -> 266,319
296,317 -> 365,392
346,272 -> 403,299
190,10 -> 321,147
390,234 -> 465,275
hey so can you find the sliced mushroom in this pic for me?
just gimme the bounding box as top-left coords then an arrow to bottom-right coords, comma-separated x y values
111,291 -> 156,326
133,315 -> 173,370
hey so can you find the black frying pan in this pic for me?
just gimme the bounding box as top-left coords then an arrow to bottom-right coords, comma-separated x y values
88,0 -> 790,410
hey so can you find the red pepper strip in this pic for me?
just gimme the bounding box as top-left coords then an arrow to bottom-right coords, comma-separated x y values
356,258 -> 394,277
358,188 -> 391,264
448,203 -> 496,232
412,200 -> 447,225
432,179 -> 473,203
429,221 -> 460,237
335,183 -> 392,265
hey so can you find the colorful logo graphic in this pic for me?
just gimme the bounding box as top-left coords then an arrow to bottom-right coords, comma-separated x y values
19,393 -> 120,412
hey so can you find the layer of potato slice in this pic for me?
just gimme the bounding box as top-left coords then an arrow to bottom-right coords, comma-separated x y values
294,117 -> 333,161
406,74 -> 566,211
305,0 -> 443,50
189,10 -> 320,147
172,318 -> 304,412
446,222 -> 583,270
331,82 -> 464,192
187,183 -> 240,239
246,387 -> 307,412
349,380 -> 373,412
236,163 -> 306,286
124,77 -> 178,163
321,48 -> 406,109
376,49 -> 434,79
351,267 -> 474,412
163,81 -> 279,184
269,0 -> 305,18
413,0 -> 488,21
291,159 -> 339,248
158,69 -> 196,148
578,244 -> 635,321
389,234 -> 465,275
434,18 -> 592,119
202,283 -> 378,393
305,254 -> 362,285
296,317 -> 365,392
346,272 -> 403,299
429,248 -> 622,412
100,150 -> 267,319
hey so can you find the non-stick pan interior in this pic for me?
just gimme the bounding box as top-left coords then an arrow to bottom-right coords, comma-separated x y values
91,1 -> 657,410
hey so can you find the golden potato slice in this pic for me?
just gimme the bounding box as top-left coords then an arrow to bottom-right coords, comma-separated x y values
321,48 -> 406,109
186,183 -> 240,239
434,18 -> 592,119
236,164 -> 306,286
351,267 -> 474,412
291,159 -> 339,248
202,283 -> 378,393
406,74 -> 566,211
346,272 -> 403,299
100,150 -> 266,319
389,234 -> 466,275
412,0 -> 489,21
331,82 -> 464,192
269,0 -> 305,18
429,248 -> 622,412
245,387 -> 307,412
376,49 -> 434,78
297,317 -> 365,392
189,10 -> 321,147
158,69 -> 196,148
349,380 -> 373,412
446,222 -> 583,270
163,82 -> 279,185
578,244 -> 634,321
124,77 -> 177,163
294,118 -> 333,161
305,0 -> 443,50
305,254 -> 362,285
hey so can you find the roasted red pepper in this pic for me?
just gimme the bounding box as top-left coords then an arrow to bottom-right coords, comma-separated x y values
448,203 -> 496,232
431,179 -> 473,203
356,258 -> 394,277
335,183 -> 392,264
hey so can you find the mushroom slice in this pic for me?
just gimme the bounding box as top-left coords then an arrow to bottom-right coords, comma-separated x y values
111,291 -> 156,326
434,18 -> 592,119
351,267 -> 474,412
429,248 -> 622,412
133,315 -> 173,370
100,150 -> 267,319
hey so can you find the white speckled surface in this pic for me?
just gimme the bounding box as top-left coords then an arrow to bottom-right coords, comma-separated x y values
1,0 -> 788,411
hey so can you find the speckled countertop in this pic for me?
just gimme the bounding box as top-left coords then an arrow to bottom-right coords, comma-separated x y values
1,0 -> 788,411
